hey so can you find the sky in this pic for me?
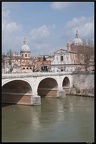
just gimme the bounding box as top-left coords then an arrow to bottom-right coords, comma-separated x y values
2,2 -> 94,56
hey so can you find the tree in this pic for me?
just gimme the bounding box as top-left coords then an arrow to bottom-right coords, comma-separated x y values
83,46 -> 93,71
14,51 -> 18,56
76,40 -> 94,71
43,56 -> 46,61
7,49 -> 14,73
7,49 -> 13,57
82,39 -> 87,46
87,39 -> 94,48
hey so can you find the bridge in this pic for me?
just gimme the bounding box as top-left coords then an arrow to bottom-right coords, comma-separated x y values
2,72 -> 73,105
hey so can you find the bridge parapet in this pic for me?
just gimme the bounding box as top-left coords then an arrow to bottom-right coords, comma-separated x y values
2,71 -> 73,79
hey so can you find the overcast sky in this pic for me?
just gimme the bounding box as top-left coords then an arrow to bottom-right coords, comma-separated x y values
2,2 -> 94,56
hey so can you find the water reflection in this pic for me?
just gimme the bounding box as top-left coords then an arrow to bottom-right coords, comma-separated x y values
2,96 -> 94,142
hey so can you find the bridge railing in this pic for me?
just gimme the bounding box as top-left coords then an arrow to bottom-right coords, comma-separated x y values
2,71 -> 73,78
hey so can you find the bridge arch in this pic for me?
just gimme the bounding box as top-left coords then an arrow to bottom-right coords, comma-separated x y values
2,78 -> 32,87
62,77 -> 70,88
37,77 -> 58,97
2,79 -> 33,105
62,76 -> 70,94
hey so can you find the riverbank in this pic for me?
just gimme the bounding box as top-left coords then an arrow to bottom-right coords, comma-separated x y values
69,72 -> 94,97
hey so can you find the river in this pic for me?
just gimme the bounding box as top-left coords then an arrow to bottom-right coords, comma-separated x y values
2,95 -> 94,142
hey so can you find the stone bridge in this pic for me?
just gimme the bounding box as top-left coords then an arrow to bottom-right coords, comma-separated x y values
2,72 -> 73,105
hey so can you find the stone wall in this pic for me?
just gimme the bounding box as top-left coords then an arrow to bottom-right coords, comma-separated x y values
70,72 -> 94,97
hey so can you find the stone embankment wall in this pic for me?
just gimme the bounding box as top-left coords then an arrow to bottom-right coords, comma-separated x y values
70,72 -> 94,97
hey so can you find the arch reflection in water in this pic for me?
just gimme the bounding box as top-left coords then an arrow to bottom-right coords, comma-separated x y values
2,96 -> 94,142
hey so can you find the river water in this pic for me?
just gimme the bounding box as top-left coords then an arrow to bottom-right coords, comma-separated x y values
2,95 -> 94,142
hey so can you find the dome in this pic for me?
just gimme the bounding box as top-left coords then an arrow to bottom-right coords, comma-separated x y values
20,44 -> 30,51
73,37 -> 83,45
20,38 -> 30,52
72,31 -> 83,45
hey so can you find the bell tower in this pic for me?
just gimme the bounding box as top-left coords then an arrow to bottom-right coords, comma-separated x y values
67,41 -> 70,52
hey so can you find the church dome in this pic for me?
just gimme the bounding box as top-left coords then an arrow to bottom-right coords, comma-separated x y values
21,44 -> 30,51
73,31 -> 83,45
20,38 -> 30,52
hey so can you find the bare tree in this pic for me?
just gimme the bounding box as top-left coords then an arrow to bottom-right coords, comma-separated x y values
7,49 -> 14,72
14,51 -> 18,56
83,46 -> 93,71
7,49 -> 13,57
87,39 -> 94,48
76,40 -> 94,71
2,53 -> 6,73
82,39 -> 87,46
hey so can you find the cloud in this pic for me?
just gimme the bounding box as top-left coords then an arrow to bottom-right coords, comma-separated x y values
28,25 -> 53,55
62,16 -> 94,42
51,2 -> 72,10
52,24 -> 56,29
2,2 -> 21,9
27,41 -> 53,56
27,24 -> 57,55
29,25 -> 50,42
2,5 -> 53,56
2,6 -> 23,33
2,7 -> 23,53
6,22 -> 22,33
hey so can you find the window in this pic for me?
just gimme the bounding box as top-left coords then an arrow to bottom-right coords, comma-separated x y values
25,54 -> 27,57
81,54 -> 84,60
66,57 -> 68,60
41,66 -> 48,72
61,56 -> 63,61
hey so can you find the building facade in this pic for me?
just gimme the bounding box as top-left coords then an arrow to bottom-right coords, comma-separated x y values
2,31 -> 94,73
2,38 -> 51,73
51,31 -> 94,72
51,49 -> 75,72
67,31 -> 94,71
